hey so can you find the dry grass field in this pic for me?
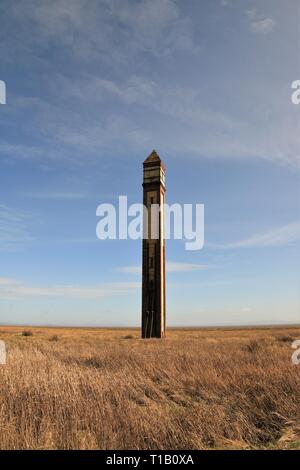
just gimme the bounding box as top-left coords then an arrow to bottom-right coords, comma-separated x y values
0,326 -> 299,450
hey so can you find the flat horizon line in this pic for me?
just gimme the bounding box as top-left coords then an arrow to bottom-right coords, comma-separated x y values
0,323 -> 299,330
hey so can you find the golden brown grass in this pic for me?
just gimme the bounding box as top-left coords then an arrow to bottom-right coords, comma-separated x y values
0,326 -> 299,450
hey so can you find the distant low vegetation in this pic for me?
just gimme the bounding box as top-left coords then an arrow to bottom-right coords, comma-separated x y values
0,326 -> 299,450
49,335 -> 59,342
21,330 -> 33,337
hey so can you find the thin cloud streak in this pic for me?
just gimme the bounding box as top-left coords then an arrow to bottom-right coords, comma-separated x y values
117,262 -> 213,274
25,191 -> 90,200
245,9 -> 276,34
0,278 -> 140,299
1,3 -> 298,169
0,204 -> 35,250
250,18 -> 276,34
209,221 -> 300,249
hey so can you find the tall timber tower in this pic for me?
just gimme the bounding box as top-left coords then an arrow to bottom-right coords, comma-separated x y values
142,150 -> 166,338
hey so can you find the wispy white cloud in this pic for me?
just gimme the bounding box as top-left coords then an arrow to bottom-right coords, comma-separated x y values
250,18 -> 276,34
0,1 -> 297,170
7,0 -> 200,60
167,262 -> 212,273
0,141 -> 52,162
209,221 -> 300,249
245,9 -> 276,34
10,71 -> 298,170
245,9 -> 256,20
66,74 -> 237,129
117,261 -> 212,274
116,266 -> 141,274
26,191 -> 89,200
0,277 -> 21,286
241,307 -> 252,313
0,204 -> 34,250
0,277 -> 139,299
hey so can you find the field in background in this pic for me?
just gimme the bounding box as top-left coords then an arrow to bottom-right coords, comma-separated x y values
0,326 -> 299,450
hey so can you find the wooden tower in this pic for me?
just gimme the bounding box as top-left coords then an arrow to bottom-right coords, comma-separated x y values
142,150 -> 166,338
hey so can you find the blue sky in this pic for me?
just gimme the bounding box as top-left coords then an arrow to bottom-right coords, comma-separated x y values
0,0 -> 299,326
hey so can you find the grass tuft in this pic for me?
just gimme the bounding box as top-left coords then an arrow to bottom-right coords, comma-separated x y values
21,330 -> 33,337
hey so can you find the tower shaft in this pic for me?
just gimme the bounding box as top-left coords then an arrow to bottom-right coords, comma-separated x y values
142,150 -> 166,338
